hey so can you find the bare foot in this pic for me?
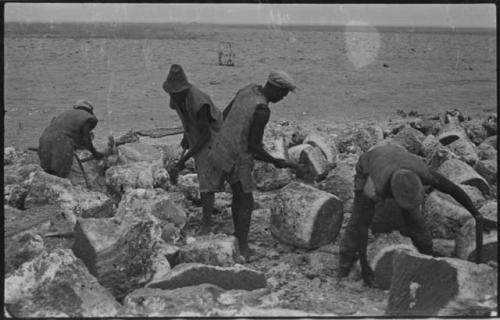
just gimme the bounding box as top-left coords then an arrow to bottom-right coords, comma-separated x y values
239,247 -> 256,262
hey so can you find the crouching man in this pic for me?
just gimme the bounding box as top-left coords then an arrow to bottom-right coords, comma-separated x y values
38,100 -> 103,179
338,144 -> 492,287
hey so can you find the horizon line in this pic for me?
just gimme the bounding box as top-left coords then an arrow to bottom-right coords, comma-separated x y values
4,21 -> 497,29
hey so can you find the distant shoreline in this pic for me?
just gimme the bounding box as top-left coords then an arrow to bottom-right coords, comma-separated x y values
5,21 -> 496,39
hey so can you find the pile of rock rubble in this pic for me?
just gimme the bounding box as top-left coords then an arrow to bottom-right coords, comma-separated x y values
3,109 -> 497,317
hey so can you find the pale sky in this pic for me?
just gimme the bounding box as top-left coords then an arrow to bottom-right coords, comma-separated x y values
4,3 -> 497,28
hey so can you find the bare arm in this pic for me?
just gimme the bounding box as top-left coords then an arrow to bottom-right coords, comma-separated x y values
178,105 -> 212,164
81,118 -> 102,158
428,170 -> 488,263
247,104 -> 283,166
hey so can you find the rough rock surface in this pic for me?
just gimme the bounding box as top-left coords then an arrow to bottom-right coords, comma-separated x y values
72,217 -> 170,301
477,142 -> 497,160
455,218 -> 497,263
4,183 -> 28,209
24,170 -> 114,219
253,162 -> 293,191
176,173 -> 201,203
177,234 -> 239,267
270,182 -> 343,249
423,191 -> 473,239
303,131 -> 337,163
117,142 -> 162,164
482,135 -> 497,149
317,160 -> 355,212
367,232 -> 417,290
447,138 -> 479,165
437,123 -> 468,146
299,145 -> 330,180
432,238 -> 456,258
115,188 -> 187,241
463,119 -> 489,145
421,134 -> 441,158
147,263 -> 267,291
5,249 -> 121,317
386,250 -> 497,316
287,144 -> 314,164
474,159 -> 497,185
479,201 -> 498,221
120,284 -> 225,316
5,232 -> 45,275
392,125 -> 426,155
437,158 -> 490,195
105,160 -> 169,194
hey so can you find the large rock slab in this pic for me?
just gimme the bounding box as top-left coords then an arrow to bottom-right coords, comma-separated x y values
477,142 -> 497,161
72,217 -> 170,301
4,232 -> 45,275
270,181 -> 343,249
463,119 -> 489,145
120,284 -> 225,317
437,158 -> 490,195
105,160 -> 170,194
421,134 -> 441,159
317,161 -> 355,212
437,123 -> 468,146
117,142 -> 162,164
5,249 -> 121,317
4,184 -> 28,209
298,145 -> 330,180
24,170 -> 114,219
115,188 -> 187,241
386,250 -> 497,316
177,234 -> 239,267
474,159 -> 497,185
423,191 -> 473,239
482,114 -> 497,136
447,138 -> 479,166
257,137 -> 290,192
4,163 -> 42,186
253,162 -> 293,191
287,144 -> 313,164
367,232 -> 417,290
455,218 -> 497,263
147,263 -> 267,291
176,173 -> 201,203
392,125 -> 426,155
479,200 -> 498,222
303,131 -> 338,163
482,135 -> 497,149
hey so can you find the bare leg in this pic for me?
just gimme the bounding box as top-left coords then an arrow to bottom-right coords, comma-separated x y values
199,192 -> 215,235
231,182 -> 254,261
339,190 -> 375,286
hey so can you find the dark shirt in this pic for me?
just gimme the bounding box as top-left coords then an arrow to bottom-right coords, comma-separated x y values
223,94 -> 277,164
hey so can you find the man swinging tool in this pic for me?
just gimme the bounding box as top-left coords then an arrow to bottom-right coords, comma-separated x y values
37,100 -> 104,183
338,144 -> 497,287
162,64 -> 223,235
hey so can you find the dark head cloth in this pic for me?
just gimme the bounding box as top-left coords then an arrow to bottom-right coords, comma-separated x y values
163,64 -> 191,94
390,169 -> 424,210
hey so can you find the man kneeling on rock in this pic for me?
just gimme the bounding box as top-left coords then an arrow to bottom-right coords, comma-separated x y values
207,70 -> 300,261
338,144 -> 492,287
38,100 -> 104,179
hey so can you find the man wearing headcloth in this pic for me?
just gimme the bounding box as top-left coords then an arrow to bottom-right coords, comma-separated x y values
207,70 -> 300,261
338,144 -> 492,287
38,100 -> 103,178
163,64 -> 223,234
